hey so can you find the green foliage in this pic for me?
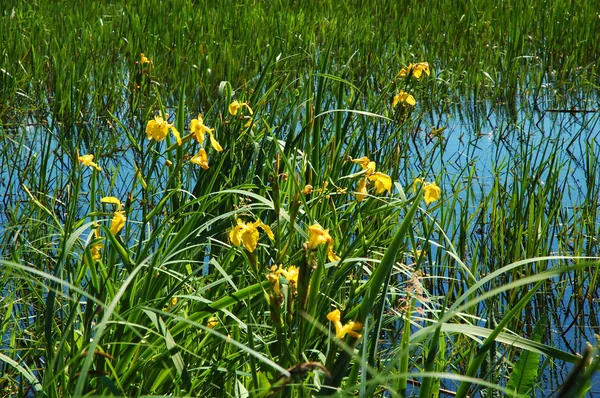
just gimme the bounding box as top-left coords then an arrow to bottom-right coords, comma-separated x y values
506,315 -> 546,396
1,0 -> 599,397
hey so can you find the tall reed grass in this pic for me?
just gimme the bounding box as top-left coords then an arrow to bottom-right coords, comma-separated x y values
1,0 -> 599,396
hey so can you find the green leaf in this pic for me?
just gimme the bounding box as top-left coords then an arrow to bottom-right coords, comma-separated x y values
506,315 -> 546,395
143,309 -> 192,391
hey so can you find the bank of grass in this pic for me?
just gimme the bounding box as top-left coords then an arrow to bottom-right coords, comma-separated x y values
1,0 -> 600,397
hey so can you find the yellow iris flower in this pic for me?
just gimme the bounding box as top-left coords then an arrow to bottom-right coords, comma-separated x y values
78,154 -> 102,172
140,53 -> 151,65
190,114 -> 223,152
207,317 -> 219,329
307,223 -> 333,250
307,223 -> 340,262
412,178 -> 441,205
268,272 -> 281,295
397,62 -> 430,79
229,218 -> 275,252
279,266 -> 299,288
352,156 -> 393,200
368,172 -> 392,194
228,100 -> 254,116
90,228 -> 104,262
424,182 -> 441,204
327,309 -> 363,339
302,184 -> 314,195
146,113 -> 182,146
392,91 -> 416,107
355,176 -> 368,202
351,156 -> 376,175
101,196 -> 126,235
191,148 -> 209,170
269,265 -> 300,294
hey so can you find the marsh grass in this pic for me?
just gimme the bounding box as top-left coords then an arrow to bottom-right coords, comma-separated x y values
1,0 -> 600,396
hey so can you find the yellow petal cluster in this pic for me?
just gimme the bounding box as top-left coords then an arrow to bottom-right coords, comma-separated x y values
307,224 -> 340,262
355,176 -> 368,202
140,53 -> 151,65
307,224 -> 333,250
207,317 -> 219,329
326,309 -> 363,339
78,154 -> 102,172
424,182 -> 441,204
190,114 -> 223,152
101,196 -> 126,235
228,100 -> 254,116
229,218 -> 274,252
302,185 -> 314,195
270,264 -> 300,289
392,91 -> 416,107
351,156 -> 393,201
351,157 -> 376,175
267,272 -> 281,295
90,228 -> 104,262
191,148 -> 210,170
368,172 -> 392,194
146,113 -> 182,146
413,178 -> 441,205
397,62 -> 430,79
279,266 -> 299,288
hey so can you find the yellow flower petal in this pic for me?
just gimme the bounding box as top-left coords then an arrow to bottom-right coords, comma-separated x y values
368,172 -> 392,194
229,100 -> 242,115
90,228 -> 104,262
145,119 -> 158,140
146,115 -> 168,141
327,246 -> 341,262
307,223 -> 333,250
110,211 -> 126,235
101,196 -> 123,211
171,126 -> 182,146
240,225 -> 259,252
327,309 -> 341,323
146,114 -> 180,144
278,266 -> 299,288
207,131 -> 223,152
268,272 -> 281,295
302,184 -> 314,195
228,100 -> 253,116
412,177 -> 424,194
423,182 -> 441,205
355,176 -> 368,202
230,218 -> 272,252
397,62 -> 430,79
254,220 -> 274,240
140,53 -> 151,65
351,156 -> 370,169
351,157 -> 376,175
393,91 -> 416,107
229,220 -> 245,247
191,148 -> 209,170
78,154 -> 102,171
327,309 -> 362,339
190,114 -> 214,144
207,317 -> 219,329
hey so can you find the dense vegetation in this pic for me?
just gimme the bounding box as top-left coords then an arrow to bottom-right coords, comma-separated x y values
1,0 -> 599,396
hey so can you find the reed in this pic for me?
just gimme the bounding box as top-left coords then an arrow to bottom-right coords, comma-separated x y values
1,0 -> 599,396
